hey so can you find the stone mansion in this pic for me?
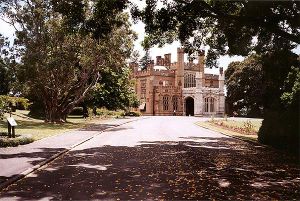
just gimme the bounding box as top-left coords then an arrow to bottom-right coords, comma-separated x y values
130,48 -> 225,116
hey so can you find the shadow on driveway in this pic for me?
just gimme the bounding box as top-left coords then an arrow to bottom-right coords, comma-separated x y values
1,136 -> 299,200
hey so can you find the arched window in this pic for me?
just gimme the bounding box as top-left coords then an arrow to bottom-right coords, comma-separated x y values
184,73 -> 196,88
172,96 -> 178,111
204,97 -> 215,113
163,96 -> 169,111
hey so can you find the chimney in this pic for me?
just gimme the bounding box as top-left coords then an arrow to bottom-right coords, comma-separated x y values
156,56 -> 161,65
164,53 -> 171,67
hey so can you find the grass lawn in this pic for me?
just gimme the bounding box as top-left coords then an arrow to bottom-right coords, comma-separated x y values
196,118 -> 263,142
0,110 -> 111,141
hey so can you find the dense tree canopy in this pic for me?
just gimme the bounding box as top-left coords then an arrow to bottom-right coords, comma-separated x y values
225,55 -> 264,117
90,66 -> 139,110
0,0 -> 135,122
132,0 -> 300,67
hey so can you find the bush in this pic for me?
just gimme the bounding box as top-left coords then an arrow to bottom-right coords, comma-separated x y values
14,97 -> 31,110
124,111 -> 141,117
69,107 -> 84,115
0,96 -> 31,113
0,133 -> 34,147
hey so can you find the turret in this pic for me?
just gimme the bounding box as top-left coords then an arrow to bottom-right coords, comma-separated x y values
219,67 -> 224,91
198,50 -> 205,74
129,62 -> 139,75
176,48 -> 184,87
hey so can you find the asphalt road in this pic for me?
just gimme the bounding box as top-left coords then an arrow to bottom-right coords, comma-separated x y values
0,116 -> 299,200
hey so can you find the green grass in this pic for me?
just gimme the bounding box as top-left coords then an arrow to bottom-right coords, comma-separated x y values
196,118 -> 263,142
0,110 -> 112,141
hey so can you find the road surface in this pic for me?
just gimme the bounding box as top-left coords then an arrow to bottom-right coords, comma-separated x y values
0,116 -> 299,200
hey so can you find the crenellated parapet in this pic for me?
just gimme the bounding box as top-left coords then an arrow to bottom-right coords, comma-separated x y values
152,69 -> 175,77
134,69 -> 152,77
184,62 -> 199,70
154,85 -> 182,94
134,69 -> 176,78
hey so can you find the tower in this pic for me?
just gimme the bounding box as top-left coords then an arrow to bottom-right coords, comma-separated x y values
198,50 -> 205,74
175,48 -> 184,87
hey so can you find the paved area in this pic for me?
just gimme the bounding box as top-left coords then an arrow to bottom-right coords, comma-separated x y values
0,116 -> 299,200
0,118 -> 138,184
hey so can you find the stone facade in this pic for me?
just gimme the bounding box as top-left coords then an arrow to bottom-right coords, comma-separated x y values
130,48 -> 225,116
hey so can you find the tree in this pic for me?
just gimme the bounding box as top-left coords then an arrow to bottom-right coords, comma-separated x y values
0,35 -> 10,95
90,66 -> 139,110
139,49 -> 151,70
257,49 -> 299,153
0,0 -> 133,122
226,49 -> 299,153
225,55 -> 264,117
133,0 -> 300,153
132,0 -> 299,67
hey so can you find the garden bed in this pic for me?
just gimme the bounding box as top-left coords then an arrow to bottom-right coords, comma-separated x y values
0,132 -> 34,147
196,119 -> 262,142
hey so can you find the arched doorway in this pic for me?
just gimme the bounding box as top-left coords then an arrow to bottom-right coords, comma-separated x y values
185,97 -> 194,116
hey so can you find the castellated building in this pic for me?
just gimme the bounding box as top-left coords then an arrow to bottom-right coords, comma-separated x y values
130,48 -> 225,116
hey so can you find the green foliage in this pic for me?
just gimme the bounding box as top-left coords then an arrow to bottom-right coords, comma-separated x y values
0,96 -> 9,119
2,96 -> 31,110
0,96 -> 31,119
139,49 -> 152,70
257,50 -> 300,155
90,67 -> 139,110
124,111 -> 141,117
0,58 -> 10,95
225,55 -> 264,117
0,133 -> 34,147
0,34 -> 16,95
1,1 -> 135,122
95,108 -> 126,118
132,1 -> 299,68
281,66 -> 300,106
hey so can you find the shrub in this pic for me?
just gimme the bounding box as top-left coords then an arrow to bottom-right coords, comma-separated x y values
14,97 -> 31,110
0,133 -> 34,147
69,107 -> 84,115
0,96 -> 31,112
124,111 -> 141,117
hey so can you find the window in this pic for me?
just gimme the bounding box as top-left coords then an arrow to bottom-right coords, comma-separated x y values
184,73 -> 196,88
140,79 -> 146,98
172,96 -> 178,111
163,96 -> 169,111
204,97 -> 215,113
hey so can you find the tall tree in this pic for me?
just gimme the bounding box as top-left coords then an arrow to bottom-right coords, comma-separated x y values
225,55 -> 264,117
0,0 -> 133,122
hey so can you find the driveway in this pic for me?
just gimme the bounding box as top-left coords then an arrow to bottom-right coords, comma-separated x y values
0,116 -> 299,200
